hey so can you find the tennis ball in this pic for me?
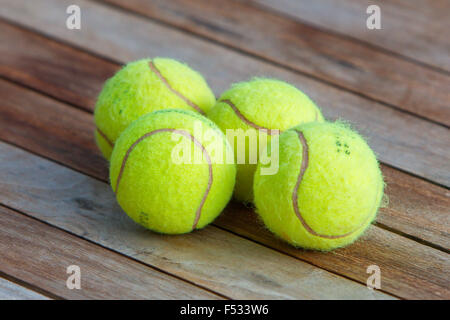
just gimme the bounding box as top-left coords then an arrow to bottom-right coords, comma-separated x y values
110,109 -> 236,234
207,78 -> 324,203
95,57 -> 216,160
254,121 -> 384,251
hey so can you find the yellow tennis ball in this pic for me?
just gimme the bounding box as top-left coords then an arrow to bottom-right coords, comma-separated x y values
254,121 -> 385,251
110,109 -> 236,234
207,78 -> 324,203
95,57 -> 216,159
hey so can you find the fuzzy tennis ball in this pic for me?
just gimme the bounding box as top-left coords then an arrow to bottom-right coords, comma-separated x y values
207,78 -> 324,203
95,57 -> 216,160
254,121 -> 385,251
110,109 -> 236,234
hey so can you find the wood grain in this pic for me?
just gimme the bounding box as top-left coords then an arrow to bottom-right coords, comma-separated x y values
378,166 -> 450,251
0,77 -> 107,180
0,0 -> 448,187
0,79 -> 448,299
253,0 -> 450,72
101,0 -> 450,126
0,143 -> 386,300
217,202 -> 450,300
0,205 -> 219,300
0,0 -> 448,300
0,22 -> 448,250
0,22 -> 115,112
0,277 -> 50,300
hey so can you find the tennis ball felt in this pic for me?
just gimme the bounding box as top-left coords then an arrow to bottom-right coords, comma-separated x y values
95,57 -> 216,160
110,109 -> 236,234
254,121 -> 384,251
207,78 -> 324,203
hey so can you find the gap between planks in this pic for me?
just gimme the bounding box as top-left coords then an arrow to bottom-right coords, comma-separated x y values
250,0 -> 450,75
0,203 -> 225,300
375,222 -> 449,254
0,273 -> 55,300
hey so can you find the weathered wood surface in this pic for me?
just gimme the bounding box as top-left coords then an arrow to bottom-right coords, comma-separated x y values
0,205 -> 219,300
0,21 -> 116,112
217,203 -> 450,300
0,142 -> 390,300
0,82 -> 449,299
0,0 -> 448,300
0,24 -> 448,250
252,0 -> 450,72
0,1 -> 448,187
102,0 -> 450,126
0,277 -> 50,300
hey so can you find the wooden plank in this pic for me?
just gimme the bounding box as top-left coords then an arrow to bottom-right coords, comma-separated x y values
217,203 -> 450,300
0,205 -> 220,300
0,0 -> 448,187
0,76 -> 108,180
378,166 -> 450,251
252,0 -> 450,72
101,0 -> 450,126
0,82 -> 448,300
0,21 -> 116,112
0,146 -> 386,299
0,277 -> 50,300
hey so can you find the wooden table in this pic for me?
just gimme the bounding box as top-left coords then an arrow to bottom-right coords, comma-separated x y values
0,0 -> 448,300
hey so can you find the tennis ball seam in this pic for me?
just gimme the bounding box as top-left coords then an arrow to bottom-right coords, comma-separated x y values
96,127 -> 114,147
149,60 -> 205,115
151,109 -> 223,135
220,99 -> 279,135
292,129 -> 373,239
114,128 -> 213,230
98,108 -> 221,150
220,99 -> 320,135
